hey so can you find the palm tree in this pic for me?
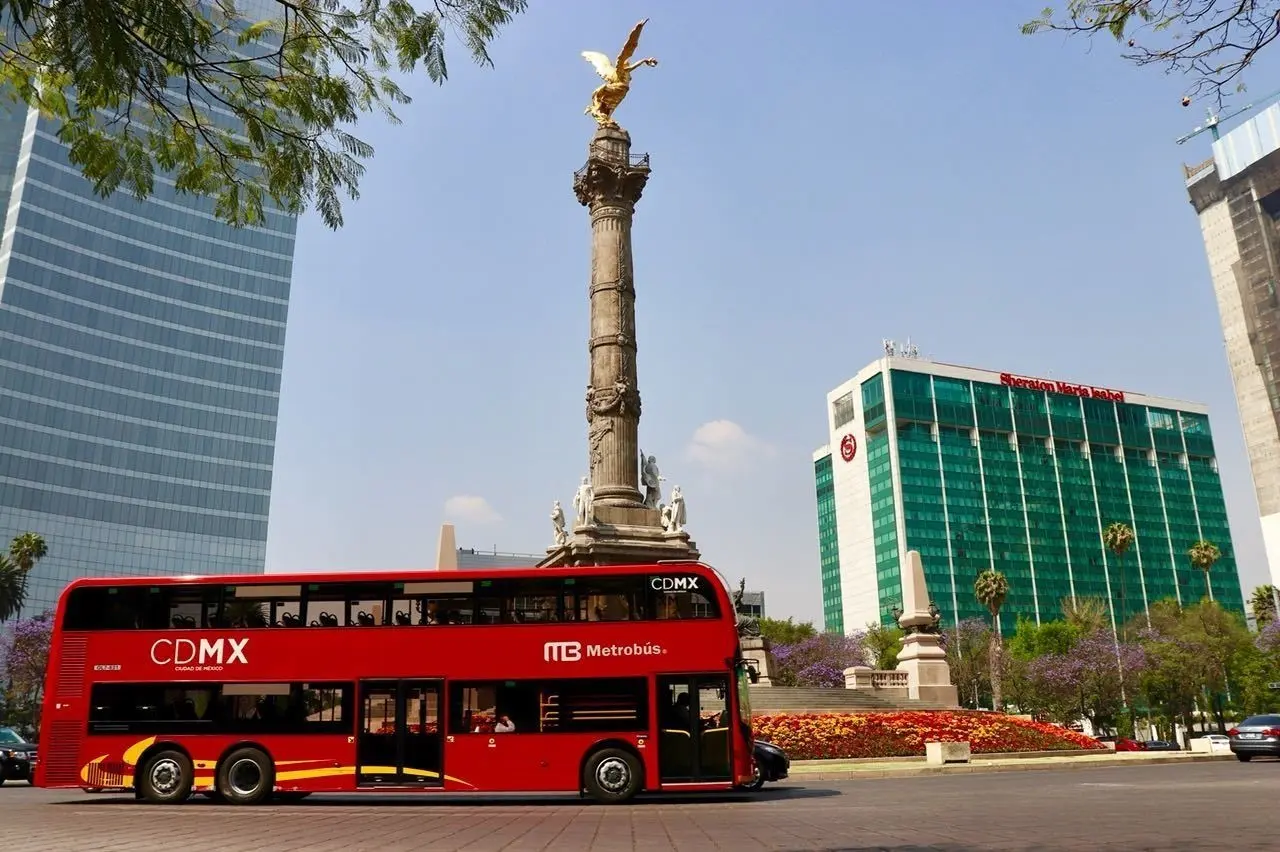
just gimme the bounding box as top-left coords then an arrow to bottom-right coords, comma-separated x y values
1061,595 -> 1108,633
1251,585 -> 1278,628
973,568 -> 1009,712
9,533 -> 47,573
6,533 -> 47,621
1102,522 -> 1136,633
0,555 -> 26,622
1187,540 -> 1221,601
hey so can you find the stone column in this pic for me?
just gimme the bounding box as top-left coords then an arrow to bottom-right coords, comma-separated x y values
573,125 -> 650,508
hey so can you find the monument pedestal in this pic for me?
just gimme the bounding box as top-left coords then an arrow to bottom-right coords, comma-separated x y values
739,636 -> 774,686
539,504 -> 700,567
896,638 -> 959,706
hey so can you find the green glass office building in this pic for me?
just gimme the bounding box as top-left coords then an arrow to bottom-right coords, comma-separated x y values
813,355 -> 1245,635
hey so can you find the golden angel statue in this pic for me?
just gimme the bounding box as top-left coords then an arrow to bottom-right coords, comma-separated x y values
581,19 -> 658,127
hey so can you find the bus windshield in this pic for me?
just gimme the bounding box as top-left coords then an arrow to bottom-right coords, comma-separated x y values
736,663 -> 753,725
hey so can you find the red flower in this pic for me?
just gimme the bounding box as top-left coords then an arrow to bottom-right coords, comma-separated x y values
750,711 -> 1105,760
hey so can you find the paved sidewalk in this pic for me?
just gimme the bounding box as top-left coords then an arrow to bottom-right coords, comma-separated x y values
788,748 -> 1233,779
5,760 -> 1275,851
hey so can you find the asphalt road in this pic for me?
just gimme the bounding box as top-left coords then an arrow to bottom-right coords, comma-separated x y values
2,760 -> 1276,851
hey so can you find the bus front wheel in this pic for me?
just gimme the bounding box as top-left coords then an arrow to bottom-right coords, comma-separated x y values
138,750 -> 193,805
216,747 -> 274,806
582,748 -> 642,804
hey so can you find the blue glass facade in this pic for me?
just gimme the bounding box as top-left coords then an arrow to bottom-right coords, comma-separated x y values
0,46 -> 297,615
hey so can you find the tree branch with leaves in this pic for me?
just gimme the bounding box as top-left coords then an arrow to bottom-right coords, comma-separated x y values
0,0 -> 528,230
1023,1 -> 1280,107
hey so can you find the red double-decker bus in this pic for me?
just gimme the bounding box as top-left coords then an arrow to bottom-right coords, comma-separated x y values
35,562 -> 755,804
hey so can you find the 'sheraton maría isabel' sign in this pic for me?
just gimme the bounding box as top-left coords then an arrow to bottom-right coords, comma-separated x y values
999,372 -> 1125,403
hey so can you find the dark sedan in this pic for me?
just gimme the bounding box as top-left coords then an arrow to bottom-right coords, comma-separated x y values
740,740 -> 790,791
0,727 -> 36,785
1229,714 -> 1280,761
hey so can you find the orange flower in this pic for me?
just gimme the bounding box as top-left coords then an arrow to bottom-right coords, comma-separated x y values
750,711 -> 1105,760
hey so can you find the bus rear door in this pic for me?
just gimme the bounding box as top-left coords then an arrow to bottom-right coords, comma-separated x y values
357,679 -> 444,787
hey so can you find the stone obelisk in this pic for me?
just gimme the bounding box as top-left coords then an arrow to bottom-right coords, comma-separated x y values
541,19 -> 698,567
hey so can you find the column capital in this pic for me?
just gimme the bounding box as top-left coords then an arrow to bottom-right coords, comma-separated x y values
574,158 -> 651,208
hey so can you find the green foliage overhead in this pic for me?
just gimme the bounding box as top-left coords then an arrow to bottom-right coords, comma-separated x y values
0,0 -> 528,230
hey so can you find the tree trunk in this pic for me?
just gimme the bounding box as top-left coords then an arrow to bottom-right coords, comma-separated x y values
1202,569 -> 1214,602
989,616 -> 1003,712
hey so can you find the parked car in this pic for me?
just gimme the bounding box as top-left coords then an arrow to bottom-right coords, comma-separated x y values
1228,714 -> 1280,761
1111,738 -> 1147,752
0,726 -> 36,785
1144,740 -> 1181,751
740,740 -> 790,791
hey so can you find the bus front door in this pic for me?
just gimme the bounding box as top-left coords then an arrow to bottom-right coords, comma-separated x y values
656,674 -> 733,785
357,679 -> 444,787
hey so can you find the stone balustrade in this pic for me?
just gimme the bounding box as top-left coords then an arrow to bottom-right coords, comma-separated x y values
843,666 -> 910,697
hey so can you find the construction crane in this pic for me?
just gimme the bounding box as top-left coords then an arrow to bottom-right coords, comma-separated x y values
1176,87 -> 1280,145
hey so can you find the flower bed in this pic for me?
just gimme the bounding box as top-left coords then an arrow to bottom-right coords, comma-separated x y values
752,711 -> 1105,760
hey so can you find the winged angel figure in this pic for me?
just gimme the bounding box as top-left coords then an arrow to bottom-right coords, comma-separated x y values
582,19 -> 658,127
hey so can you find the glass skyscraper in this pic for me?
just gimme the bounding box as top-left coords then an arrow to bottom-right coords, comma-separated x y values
814,353 -> 1245,636
0,15 -> 297,615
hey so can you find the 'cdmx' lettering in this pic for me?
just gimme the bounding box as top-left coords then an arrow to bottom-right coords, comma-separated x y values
650,576 -> 700,592
150,637 -> 249,667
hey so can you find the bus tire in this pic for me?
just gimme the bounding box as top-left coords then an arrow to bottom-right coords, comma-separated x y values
138,749 -> 193,805
736,762 -> 765,792
582,747 -> 642,804
216,747 -> 274,806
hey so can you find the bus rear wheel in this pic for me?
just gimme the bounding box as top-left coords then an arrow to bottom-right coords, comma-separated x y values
582,748 -> 642,804
216,747 -> 274,806
138,750 -> 193,805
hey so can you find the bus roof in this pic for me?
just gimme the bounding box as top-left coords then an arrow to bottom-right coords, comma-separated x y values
56,561 -> 726,594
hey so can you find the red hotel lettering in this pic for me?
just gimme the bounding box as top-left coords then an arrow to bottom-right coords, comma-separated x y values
999,372 -> 1125,404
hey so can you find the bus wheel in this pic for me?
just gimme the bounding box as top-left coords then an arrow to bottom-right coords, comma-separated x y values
582,748 -> 642,804
216,747 -> 274,806
738,764 -> 765,792
139,750 -> 193,805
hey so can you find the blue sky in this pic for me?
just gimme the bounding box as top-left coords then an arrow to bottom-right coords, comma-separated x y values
263,0 -> 1277,625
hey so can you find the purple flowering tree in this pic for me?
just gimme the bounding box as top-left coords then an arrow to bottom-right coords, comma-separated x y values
771,631 -> 868,688
1258,619 -> 1280,656
945,617 -> 992,709
1026,628 -> 1145,732
2,612 -> 53,733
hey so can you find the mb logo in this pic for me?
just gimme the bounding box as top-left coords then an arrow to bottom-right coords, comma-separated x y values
544,641 -> 582,662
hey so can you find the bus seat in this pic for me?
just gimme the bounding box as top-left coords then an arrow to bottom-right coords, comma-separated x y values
660,729 -> 693,776
699,727 -> 731,777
